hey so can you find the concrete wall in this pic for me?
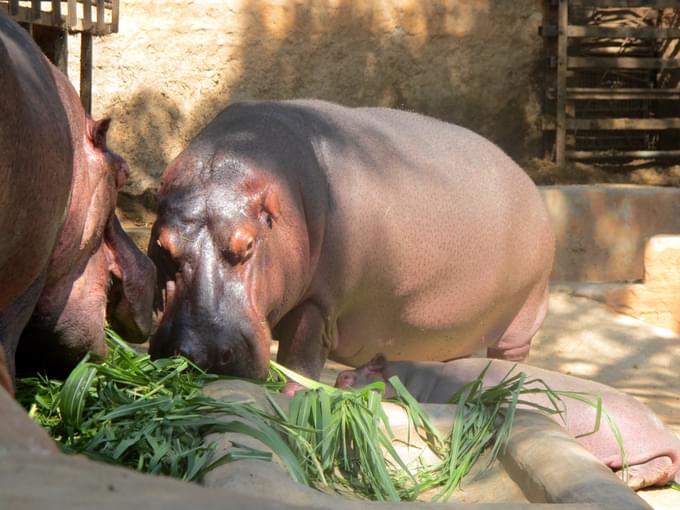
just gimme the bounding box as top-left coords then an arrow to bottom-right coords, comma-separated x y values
67,0 -> 545,199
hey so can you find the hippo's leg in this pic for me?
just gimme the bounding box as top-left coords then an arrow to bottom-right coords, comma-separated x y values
0,273 -> 46,390
616,456 -> 676,490
274,301 -> 331,394
487,283 -> 549,362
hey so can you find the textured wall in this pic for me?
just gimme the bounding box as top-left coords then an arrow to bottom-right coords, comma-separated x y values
67,0 -> 545,200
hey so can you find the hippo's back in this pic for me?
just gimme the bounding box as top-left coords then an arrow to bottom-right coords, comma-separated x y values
0,13 -> 72,309
275,101 -> 553,360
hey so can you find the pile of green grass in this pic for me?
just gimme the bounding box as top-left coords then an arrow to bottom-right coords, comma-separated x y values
16,329 -> 618,501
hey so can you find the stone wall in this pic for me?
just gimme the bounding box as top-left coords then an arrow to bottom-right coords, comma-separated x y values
66,0 -> 545,201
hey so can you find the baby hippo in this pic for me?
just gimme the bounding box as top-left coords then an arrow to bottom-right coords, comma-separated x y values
336,355 -> 680,490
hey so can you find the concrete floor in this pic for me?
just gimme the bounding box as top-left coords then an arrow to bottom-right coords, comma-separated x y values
314,289 -> 680,510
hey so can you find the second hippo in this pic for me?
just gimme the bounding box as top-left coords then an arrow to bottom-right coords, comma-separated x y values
149,100 -> 555,387
336,355 -> 680,490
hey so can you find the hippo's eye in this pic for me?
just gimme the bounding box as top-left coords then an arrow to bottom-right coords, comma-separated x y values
265,214 -> 273,229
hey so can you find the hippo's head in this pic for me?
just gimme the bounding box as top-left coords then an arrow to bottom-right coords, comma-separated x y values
147,149 -> 312,380
16,70 -> 156,376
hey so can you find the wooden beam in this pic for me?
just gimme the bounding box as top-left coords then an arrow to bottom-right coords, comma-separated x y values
567,25 -> 680,39
568,149 -> 680,159
556,0 -> 568,168
570,118 -> 680,130
567,87 -> 680,100
569,57 -> 680,69
569,0 -> 680,7
3,3 -> 115,34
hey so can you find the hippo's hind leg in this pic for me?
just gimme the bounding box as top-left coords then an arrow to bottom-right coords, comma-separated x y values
616,456 -> 677,490
0,273 -> 47,391
487,280 -> 549,362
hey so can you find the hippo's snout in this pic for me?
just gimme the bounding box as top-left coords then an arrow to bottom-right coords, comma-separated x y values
150,319 -> 268,379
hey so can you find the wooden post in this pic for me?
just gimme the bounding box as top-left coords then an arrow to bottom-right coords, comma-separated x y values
97,0 -> 106,33
111,0 -> 120,32
55,28 -> 68,77
51,0 -> 61,26
67,0 -> 77,30
80,31 -> 93,114
83,0 -> 93,31
556,0 -> 568,168
30,0 -> 40,20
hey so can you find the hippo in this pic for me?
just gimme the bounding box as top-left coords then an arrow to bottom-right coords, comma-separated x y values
14,56 -> 156,378
336,355 -> 680,490
148,99 -> 554,389
0,12 -> 155,383
0,12 -> 73,389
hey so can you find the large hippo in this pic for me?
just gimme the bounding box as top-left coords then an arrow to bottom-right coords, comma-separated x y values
0,12 -> 73,388
149,100 -> 554,386
336,355 -> 680,490
0,12 -> 155,383
14,57 -> 156,378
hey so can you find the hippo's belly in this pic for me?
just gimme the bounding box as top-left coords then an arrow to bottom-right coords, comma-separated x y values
328,288 -> 527,367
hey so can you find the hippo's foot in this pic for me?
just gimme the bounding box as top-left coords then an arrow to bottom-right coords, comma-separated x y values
282,381 -> 305,396
616,456 -> 675,490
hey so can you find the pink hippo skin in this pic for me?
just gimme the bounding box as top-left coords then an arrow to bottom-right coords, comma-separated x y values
13,61 -> 156,378
336,355 -> 680,490
0,12 -> 73,390
148,100 -> 554,389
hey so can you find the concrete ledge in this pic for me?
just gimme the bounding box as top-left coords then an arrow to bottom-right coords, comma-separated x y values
203,380 -> 652,509
540,185 -> 680,283
554,235 -> 680,333
501,411 -> 652,509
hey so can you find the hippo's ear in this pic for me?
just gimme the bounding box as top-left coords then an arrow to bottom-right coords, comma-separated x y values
105,215 -> 156,343
261,188 -> 281,225
87,117 -> 111,151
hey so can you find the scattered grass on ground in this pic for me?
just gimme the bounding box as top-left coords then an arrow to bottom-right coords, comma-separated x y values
16,329 -> 622,500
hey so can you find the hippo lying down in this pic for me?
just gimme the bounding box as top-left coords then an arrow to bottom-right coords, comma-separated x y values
336,355 -> 680,490
148,99 -> 555,390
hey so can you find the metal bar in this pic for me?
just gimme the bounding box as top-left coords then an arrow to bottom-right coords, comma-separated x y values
567,25 -> 680,39
569,57 -> 680,69
80,31 -> 93,114
9,0 -> 19,16
556,0 -> 568,167
568,150 -> 680,159
82,0 -> 92,31
96,0 -> 105,33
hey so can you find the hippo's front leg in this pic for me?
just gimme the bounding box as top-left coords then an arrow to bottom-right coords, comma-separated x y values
274,301 -> 333,394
